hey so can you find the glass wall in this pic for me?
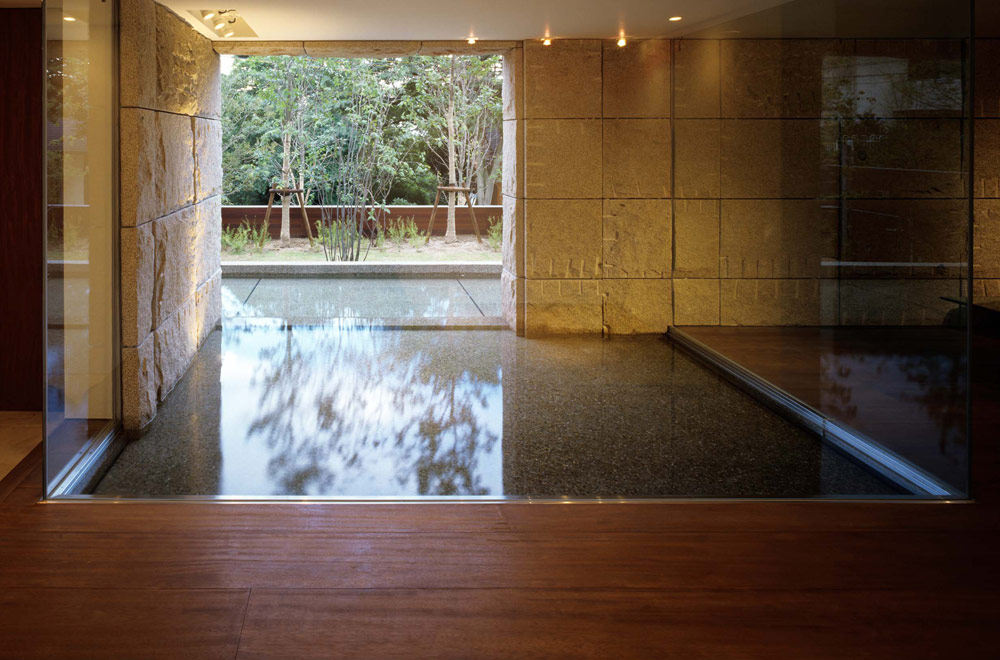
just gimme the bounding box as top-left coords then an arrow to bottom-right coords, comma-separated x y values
44,0 -> 118,495
672,0 -> 973,496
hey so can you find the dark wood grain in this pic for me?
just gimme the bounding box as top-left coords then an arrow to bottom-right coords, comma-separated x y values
0,587 -> 248,660
0,9 -> 43,411
237,587 -> 998,660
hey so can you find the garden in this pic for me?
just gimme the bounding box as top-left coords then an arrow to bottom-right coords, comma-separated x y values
219,53 -> 503,262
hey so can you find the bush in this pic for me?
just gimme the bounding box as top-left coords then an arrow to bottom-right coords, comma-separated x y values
222,217 -> 268,254
385,216 -> 425,248
486,216 -> 502,252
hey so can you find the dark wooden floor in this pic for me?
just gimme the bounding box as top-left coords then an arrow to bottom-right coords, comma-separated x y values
1,435 -> 999,659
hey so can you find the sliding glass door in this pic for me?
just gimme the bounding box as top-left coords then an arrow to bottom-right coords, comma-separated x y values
44,0 -> 118,496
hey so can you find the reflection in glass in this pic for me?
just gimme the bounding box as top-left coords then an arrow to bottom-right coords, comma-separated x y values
45,0 -> 117,494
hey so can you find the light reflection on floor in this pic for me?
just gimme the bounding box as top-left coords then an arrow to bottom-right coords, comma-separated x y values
93,278 -> 904,498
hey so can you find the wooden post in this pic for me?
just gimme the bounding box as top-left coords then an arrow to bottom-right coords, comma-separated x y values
425,188 -> 443,244
426,185 -> 481,243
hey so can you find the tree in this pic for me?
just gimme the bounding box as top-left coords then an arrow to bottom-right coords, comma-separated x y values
412,55 -> 503,242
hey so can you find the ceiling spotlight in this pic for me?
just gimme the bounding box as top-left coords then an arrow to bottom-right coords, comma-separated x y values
224,30 -> 235,37
467,36 -> 478,44
202,10 -> 215,20
617,37 -> 627,47
669,16 -> 683,22
542,37 -> 551,46
63,16 -> 76,22
215,21 -> 225,30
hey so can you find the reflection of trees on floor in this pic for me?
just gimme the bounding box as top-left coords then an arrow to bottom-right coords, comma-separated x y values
225,320 -> 502,496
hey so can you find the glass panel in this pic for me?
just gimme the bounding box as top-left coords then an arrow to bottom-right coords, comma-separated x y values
675,0 -> 972,497
44,0 -> 117,495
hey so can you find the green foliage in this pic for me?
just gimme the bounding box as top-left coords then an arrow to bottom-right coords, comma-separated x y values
222,218 -> 269,254
221,224 -> 250,254
221,54 -> 502,207
385,216 -> 423,246
486,216 -> 502,252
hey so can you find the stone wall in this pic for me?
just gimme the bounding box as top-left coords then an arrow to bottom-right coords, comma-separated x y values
502,39 -> 672,336
975,11 -> 1000,303
120,0 -> 221,430
672,38 -> 968,326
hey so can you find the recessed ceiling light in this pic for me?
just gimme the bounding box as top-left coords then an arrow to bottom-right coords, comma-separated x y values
63,16 -> 76,22
467,36 -> 478,44
224,30 -> 235,37
669,16 -> 683,22
617,37 -> 627,47
215,21 -> 225,30
542,38 -> 551,46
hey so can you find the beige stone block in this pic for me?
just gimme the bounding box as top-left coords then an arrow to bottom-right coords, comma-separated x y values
721,119 -> 836,199
977,40 -> 1000,117
196,197 -> 222,286
502,48 -> 524,120
119,0 -> 157,110
673,279 -> 720,326
673,200 -> 720,278
975,118 -> 1000,198
674,119 -> 721,199
525,279 -> 603,335
842,118 -> 964,199
122,334 -> 156,430
525,119 -> 602,198
721,279 -> 838,326
303,41 -> 419,57
602,199 -> 671,278
603,119 -> 670,198
524,39 -> 602,119
502,195 -> 524,277
120,223 -> 154,348
154,3 -> 220,118
525,200 -> 602,278
673,39 -> 719,119
843,199 -> 967,279
720,200 -> 838,279
602,279 -> 671,335
419,41 -> 518,55
840,280 -> 958,326
502,119 -> 524,198
217,41 -> 306,56
501,268 -> 525,335
975,200 -> 1000,278
152,205 -> 198,327
154,294 -> 197,401
721,40 -> 838,118
120,109 -> 194,227
194,271 -> 222,346
972,278 -> 1000,300
602,39 -> 671,118
194,118 -> 222,202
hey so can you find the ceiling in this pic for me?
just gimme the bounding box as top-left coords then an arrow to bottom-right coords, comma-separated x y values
159,0 -> 794,41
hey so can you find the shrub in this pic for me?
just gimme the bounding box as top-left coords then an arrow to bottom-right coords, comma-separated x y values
486,216 -> 502,252
222,224 -> 250,254
222,217 -> 268,254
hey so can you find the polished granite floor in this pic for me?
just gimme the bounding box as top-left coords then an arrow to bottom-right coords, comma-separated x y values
93,278 -> 905,499
679,326 -> 969,494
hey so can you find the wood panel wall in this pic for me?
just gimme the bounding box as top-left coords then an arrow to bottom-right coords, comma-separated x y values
222,205 -> 502,239
0,9 -> 43,411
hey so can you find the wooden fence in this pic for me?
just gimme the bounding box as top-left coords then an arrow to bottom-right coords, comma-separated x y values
222,205 -> 502,239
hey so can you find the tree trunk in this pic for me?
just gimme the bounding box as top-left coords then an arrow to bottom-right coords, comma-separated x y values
280,62 -> 293,247
445,56 -> 458,243
280,131 -> 291,247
